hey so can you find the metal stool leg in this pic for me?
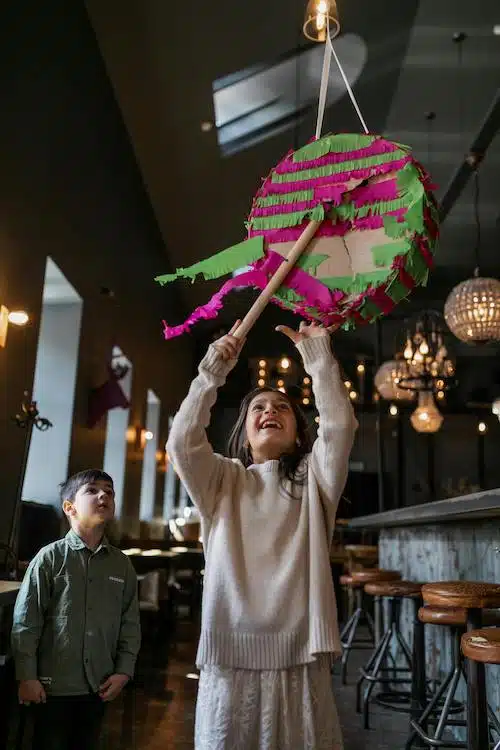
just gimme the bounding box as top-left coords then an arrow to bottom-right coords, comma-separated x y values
466,608 -> 489,750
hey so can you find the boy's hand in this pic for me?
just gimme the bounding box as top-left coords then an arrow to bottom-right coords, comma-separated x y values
18,679 -> 46,705
98,673 -> 130,702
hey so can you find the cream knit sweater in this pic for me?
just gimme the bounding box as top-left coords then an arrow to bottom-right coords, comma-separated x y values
167,336 -> 357,670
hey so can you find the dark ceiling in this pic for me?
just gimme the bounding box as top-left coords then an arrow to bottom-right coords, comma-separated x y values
85,0 -> 500,363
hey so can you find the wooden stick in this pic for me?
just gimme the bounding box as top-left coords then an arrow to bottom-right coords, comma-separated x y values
234,220 -> 321,339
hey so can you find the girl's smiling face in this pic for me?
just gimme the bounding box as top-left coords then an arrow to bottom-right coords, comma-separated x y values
245,390 -> 298,463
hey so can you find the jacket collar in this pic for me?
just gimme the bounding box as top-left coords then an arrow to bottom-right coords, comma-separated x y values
66,528 -> 109,553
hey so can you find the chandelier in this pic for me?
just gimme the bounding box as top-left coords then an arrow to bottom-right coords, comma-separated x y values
395,311 -> 456,394
410,391 -> 444,434
374,359 -> 415,401
444,167 -> 500,344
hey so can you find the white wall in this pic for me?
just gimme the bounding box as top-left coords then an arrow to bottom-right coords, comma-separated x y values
23,301 -> 83,506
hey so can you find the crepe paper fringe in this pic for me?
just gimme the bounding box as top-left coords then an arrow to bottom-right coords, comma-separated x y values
282,138 -> 398,171
255,189 -> 314,207
291,133 -> 375,162
383,214 -> 409,239
155,236 -> 265,285
321,269 -> 393,295
249,204 -> 325,231
252,199 -> 320,217
313,184 -> 351,203
259,157 -> 412,196
248,218 -> 351,244
256,251 -> 344,311
271,150 -> 408,185
162,268 -> 276,339
352,178 -> 399,207
371,239 -> 411,267
385,276 -> 413,304
335,197 -> 410,222
296,253 -> 330,274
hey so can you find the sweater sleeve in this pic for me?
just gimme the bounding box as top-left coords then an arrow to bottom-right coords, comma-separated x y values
11,550 -> 53,682
296,336 -> 358,519
166,344 -> 237,520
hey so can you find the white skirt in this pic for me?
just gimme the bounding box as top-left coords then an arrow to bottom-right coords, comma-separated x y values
194,656 -> 344,750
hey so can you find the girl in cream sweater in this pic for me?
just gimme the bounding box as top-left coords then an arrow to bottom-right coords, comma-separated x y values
167,321 -> 357,750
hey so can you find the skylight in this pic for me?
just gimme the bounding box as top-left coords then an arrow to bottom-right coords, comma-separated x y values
213,34 -> 367,157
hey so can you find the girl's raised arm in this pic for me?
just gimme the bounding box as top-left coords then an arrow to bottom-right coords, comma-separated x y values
277,323 -> 358,529
167,324 -> 245,520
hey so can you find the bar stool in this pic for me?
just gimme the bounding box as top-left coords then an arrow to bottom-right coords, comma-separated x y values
408,607 -> 500,749
356,579 -> 422,729
461,628 -> 500,750
422,581 -> 500,750
339,568 -> 401,684
340,544 -> 378,630
408,606 -> 468,749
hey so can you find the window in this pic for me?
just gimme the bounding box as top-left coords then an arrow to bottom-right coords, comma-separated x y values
213,34 -> 367,156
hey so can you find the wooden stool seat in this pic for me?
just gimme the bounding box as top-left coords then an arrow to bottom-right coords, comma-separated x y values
365,580 -> 422,598
461,628 -> 500,665
422,581 -> 500,609
351,568 -> 401,584
418,606 -> 500,628
419,605 -> 468,627
345,544 -> 378,559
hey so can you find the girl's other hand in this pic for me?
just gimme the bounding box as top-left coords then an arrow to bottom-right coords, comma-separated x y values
212,320 -> 246,361
276,320 -> 339,345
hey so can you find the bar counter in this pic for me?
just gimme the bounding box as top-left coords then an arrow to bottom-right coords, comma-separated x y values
349,489 -> 500,725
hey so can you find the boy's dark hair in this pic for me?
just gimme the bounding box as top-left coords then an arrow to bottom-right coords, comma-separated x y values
227,387 -> 312,488
59,469 -> 114,503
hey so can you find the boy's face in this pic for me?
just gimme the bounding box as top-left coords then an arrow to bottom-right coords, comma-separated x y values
64,479 -> 115,527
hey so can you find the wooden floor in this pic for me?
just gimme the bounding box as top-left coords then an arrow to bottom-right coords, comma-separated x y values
102,622 -> 414,750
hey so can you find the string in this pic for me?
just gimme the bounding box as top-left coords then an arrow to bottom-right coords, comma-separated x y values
315,33 -> 332,139
315,13 -> 369,138
473,168 -> 481,275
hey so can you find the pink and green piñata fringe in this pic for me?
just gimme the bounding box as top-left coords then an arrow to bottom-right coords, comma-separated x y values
156,133 -> 438,339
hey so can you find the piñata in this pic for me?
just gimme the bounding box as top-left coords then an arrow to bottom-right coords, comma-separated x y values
155,132 -> 438,339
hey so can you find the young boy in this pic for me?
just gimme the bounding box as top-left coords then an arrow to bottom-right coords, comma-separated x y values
11,469 -> 141,750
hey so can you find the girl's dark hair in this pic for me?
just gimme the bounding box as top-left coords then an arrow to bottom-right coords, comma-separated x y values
227,387 -> 312,488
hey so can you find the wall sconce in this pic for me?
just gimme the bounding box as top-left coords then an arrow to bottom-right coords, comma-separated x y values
0,305 -> 29,348
125,426 -> 137,444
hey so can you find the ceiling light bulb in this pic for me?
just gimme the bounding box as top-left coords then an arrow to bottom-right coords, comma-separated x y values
410,391 -> 443,433
478,421 -> 487,434
258,379 -> 265,387
344,380 -> 352,389
357,363 -> 365,374
259,369 -> 266,377
303,377 -> 311,385
259,360 -> 266,368
302,398 -> 310,405
144,430 -> 154,441
419,340 -> 429,355
389,404 -> 398,416
349,391 -> 357,400
280,357 -> 290,370
277,379 -> 284,387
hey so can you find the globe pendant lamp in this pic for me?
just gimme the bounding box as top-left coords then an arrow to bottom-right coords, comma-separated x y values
374,359 -> 415,401
410,391 -> 443,434
444,168 -> 500,344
